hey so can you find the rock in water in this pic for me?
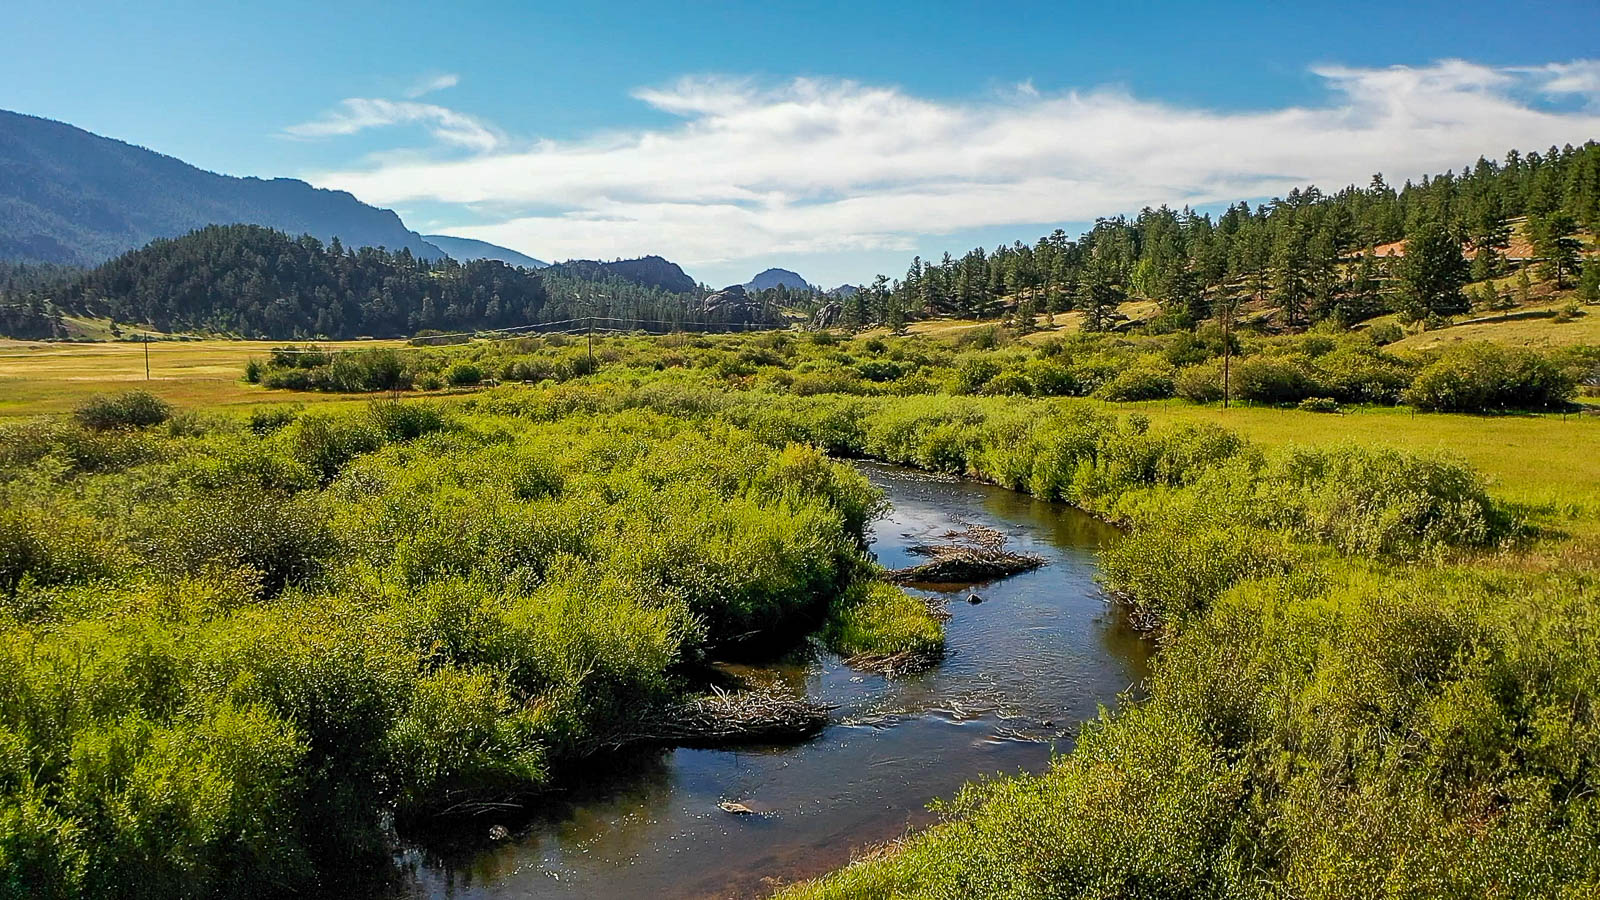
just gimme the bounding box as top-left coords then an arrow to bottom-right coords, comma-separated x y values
718,801 -> 755,816
967,593 -> 984,604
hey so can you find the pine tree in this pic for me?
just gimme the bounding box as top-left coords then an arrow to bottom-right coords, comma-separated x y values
1530,212 -> 1581,288
1270,221 -> 1312,327
1396,220 -> 1469,322
1579,259 -> 1600,304
1076,256 -> 1123,332
1339,249 -> 1384,324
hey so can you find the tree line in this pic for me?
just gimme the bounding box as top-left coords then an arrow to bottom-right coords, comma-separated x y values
835,141 -> 1600,331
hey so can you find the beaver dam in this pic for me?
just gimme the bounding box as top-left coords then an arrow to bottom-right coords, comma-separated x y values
596,686 -> 832,750
886,521 -> 1045,585
398,461 -> 1152,900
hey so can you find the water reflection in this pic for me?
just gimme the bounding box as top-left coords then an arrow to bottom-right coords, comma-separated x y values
399,463 -> 1151,899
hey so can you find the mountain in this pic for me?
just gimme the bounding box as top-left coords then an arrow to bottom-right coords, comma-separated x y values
424,234 -> 548,269
0,109 -> 443,266
547,255 -> 698,294
745,268 -> 812,292
827,284 -> 861,298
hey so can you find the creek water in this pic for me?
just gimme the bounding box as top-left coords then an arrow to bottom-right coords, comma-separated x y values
397,462 -> 1152,899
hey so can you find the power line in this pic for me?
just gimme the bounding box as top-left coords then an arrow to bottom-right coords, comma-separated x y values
260,316 -> 778,352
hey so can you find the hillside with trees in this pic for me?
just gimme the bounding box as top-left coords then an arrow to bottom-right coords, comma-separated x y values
835,141 -> 1600,332
15,225 -> 788,340
0,109 -> 443,266
58,225 -> 547,338
546,255 -> 699,294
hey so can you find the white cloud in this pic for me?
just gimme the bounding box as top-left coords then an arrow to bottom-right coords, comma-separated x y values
406,72 -> 461,98
303,60 -> 1600,268
1518,60 -> 1600,98
285,97 -> 499,152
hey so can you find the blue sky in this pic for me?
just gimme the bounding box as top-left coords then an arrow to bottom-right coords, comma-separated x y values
6,1 -> 1600,287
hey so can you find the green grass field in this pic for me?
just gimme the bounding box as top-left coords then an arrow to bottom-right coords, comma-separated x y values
1103,399 -> 1600,524
0,337 -> 401,417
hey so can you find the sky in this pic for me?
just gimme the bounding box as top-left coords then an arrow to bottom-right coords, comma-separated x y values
5,1 -> 1600,288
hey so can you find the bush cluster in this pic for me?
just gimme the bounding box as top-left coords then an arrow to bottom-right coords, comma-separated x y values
0,397 -> 937,896
1404,343 -> 1578,412
251,329 -> 1584,413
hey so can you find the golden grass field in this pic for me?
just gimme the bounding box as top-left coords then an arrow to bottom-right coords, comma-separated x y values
0,338 -> 399,417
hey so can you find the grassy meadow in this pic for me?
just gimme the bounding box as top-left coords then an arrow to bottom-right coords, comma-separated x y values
1113,400 -> 1600,525
0,337 -> 401,417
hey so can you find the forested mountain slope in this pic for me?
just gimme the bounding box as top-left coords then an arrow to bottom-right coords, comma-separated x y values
60,225 -> 542,338
0,109 -> 443,266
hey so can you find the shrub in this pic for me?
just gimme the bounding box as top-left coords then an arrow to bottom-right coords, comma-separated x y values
1311,348 -> 1412,405
287,414 -> 382,483
1403,344 -> 1577,412
981,371 -> 1034,397
0,507 -> 118,600
366,401 -> 446,441
822,582 -> 943,664
445,362 -> 484,387
1024,360 -> 1079,396
1175,360 -> 1225,403
954,356 -> 1001,394
149,492 -> 334,597
1230,355 -> 1319,404
247,406 -> 300,435
1093,362 -> 1176,402
1367,321 -> 1404,345
73,391 -> 172,431
1297,397 -> 1339,413
385,667 -> 547,818
262,368 -> 313,391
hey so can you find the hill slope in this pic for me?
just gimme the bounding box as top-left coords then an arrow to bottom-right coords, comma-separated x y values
0,109 -> 443,266
424,234 -> 548,269
547,255 -> 698,294
746,268 -> 811,292
59,224 -> 545,339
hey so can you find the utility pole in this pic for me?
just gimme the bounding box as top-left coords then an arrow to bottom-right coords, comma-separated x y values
144,333 -> 151,381
1219,297 -> 1232,409
587,317 -> 593,366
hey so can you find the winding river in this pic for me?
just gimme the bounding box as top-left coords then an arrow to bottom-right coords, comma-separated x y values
397,462 -> 1153,899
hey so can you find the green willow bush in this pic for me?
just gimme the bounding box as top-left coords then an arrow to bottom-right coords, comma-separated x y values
253,329 -> 1587,413
1405,343 -> 1579,411
0,397 -> 939,897
72,391 -> 172,431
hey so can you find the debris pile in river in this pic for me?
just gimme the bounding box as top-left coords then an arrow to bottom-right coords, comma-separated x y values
843,643 -> 944,677
629,685 -> 831,747
887,522 -> 1044,585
